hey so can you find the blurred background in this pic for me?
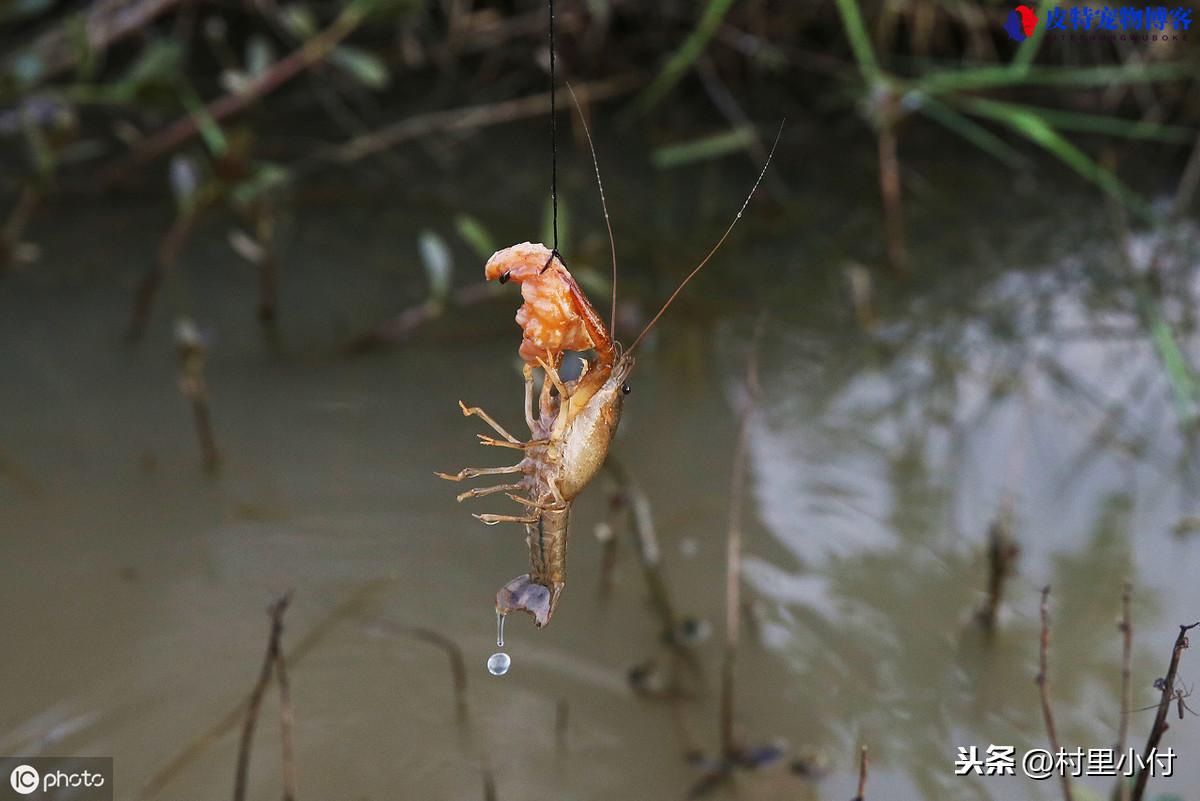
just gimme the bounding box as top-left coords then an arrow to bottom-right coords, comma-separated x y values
1,1 -> 1199,799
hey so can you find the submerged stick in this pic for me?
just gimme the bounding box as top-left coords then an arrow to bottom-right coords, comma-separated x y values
275,627 -> 296,801
977,506 -> 1019,635
603,458 -> 680,642
414,628 -> 469,732
719,315 -> 764,761
139,580 -> 390,800
1,184 -> 42,274
1037,586 -> 1074,801
360,618 -> 494,792
130,213 -> 196,343
595,495 -> 621,598
233,594 -> 291,801
175,319 -> 220,473
1130,621 -> 1200,801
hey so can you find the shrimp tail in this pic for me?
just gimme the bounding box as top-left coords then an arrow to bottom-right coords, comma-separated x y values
496,574 -> 560,628
496,504 -> 569,628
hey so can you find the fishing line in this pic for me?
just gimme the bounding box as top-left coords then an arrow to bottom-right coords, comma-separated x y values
549,0 -> 559,255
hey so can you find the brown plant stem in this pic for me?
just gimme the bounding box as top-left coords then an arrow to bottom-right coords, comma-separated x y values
327,76 -> 639,165
1130,621 -> 1200,801
102,0 -> 372,183
233,594 -> 291,801
1117,582 -> 1133,801
876,102 -> 907,275
1037,586 -> 1074,801
129,212 -> 195,342
853,744 -> 869,801
4,0 -> 185,86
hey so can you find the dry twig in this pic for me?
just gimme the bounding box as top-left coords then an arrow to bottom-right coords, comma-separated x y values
852,744 -> 869,801
1130,621 -> 1200,801
1036,586 -> 1074,801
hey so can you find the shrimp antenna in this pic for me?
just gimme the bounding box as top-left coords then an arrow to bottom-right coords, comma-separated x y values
627,120 -> 785,355
566,81 -> 619,338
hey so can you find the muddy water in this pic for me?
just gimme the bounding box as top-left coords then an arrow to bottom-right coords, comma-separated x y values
0,123 -> 1197,800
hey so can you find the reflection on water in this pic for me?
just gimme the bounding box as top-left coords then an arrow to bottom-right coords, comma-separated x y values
0,125 -> 1197,800
744,217 -> 1198,797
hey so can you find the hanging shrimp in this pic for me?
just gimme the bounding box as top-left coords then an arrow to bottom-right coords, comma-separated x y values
437,112 -> 783,629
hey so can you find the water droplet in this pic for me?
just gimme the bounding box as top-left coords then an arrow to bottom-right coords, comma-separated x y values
487,652 -> 511,676
495,609 -> 506,647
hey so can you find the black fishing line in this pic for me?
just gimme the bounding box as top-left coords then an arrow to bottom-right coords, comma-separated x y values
548,0 -> 559,255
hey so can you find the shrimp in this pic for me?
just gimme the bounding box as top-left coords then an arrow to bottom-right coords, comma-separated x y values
438,116 -> 783,629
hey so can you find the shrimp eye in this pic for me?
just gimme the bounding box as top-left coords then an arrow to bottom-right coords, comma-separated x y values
621,382 -> 632,395
498,270 -> 511,285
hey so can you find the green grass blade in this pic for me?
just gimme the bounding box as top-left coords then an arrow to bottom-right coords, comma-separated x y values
179,84 -> 228,158
454,214 -> 497,261
1137,289 -> 1200,424
834,0 -> 880,81
636,0 -> 737,111
920,62 -> 1192,94
651,126 -> 755,169
958,97 -> 1155,221
916,96 -> 1028,170
997,104 -> 1194,143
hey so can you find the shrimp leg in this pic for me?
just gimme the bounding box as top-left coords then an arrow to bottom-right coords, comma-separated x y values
477,434 -> 548,449
456,482 -> 527,502
536,357 -> 570,401
435,464 -> 528,482
523,363 -> 539,435
458,400 -> 521,445
475,512 -> 540,525
506,493 -> 566,511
